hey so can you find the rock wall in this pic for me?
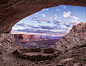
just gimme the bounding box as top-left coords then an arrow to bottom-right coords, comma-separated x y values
54,23 -> 86,52
0,33 -> 22,52
0,0 -> 86,33
0,33 -> 11,43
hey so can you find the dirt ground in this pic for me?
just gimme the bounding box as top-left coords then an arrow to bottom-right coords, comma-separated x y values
0,39 -> 86,66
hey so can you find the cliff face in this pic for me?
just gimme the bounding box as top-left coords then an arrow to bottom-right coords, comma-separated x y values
11,34 -> 37,42
70,23 -> 86,37
54,23 -> 86,52
11,34 -> 24,42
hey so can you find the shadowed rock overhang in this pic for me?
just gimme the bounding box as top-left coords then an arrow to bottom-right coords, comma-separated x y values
0,0 -> 86,33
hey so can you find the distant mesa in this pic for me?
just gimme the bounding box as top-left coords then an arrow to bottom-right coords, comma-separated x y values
11,34 -> 44,43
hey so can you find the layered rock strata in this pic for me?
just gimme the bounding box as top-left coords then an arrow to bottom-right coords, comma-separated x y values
54,23 -> 86,52
11,34 -> 37,42
13,48 -> 60,61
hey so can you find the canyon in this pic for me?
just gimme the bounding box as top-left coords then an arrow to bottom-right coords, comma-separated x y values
0,0 -> 86,65
0,23 -> 86,66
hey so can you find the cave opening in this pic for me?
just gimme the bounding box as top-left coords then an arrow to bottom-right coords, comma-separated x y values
11,4 -> 86,49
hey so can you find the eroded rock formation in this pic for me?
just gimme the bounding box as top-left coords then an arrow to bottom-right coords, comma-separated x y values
54,23 -> 86,52
11,34 -> 37,42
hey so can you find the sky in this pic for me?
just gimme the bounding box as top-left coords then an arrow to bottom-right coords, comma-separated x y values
11,5 -> 86,38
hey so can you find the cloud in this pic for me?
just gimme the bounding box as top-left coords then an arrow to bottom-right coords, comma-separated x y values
54,14 -> 57,19
11,30 -> 28,34
39,25 -> 54,30
63,11 -> 79,21
32,17 -> 47,22
63,6 -> 66,9
32,17 -> 38,21
63,11 -> 71,18
11,28 -> 68,37
46,21 -> 51,23
69,19 -> 75,22
41,18 -> 46,21
12,27 -> 24,31
54,26 -> 62,30
32,26 -> 39,28
32,16 -> 52,23
47,17 -> 52,19
64,23 -> 71,27
70,22 -> 77,25
41,14 -> 52,19
27,25 -> 34,27
27,25 -> 40,29
36,13 -> 39,15
54,20 -> 61,25
70,16 -> 79,20
38,22 -> 41,23
42,8 -> 49,11
36,20 -> 41,22
16,23 -> 26,27
42,14 -> 46,17
56,9 -> 60,11
58,31 -> 67,34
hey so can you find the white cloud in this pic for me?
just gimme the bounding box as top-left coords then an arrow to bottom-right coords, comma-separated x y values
63,11 -> 79,21
35,16 -> 37,17
75,20 -> 79,24
69,19 -> 75,22
63,6 -> 66,9
41,14 -> 52,19
58,20 -> 61,23
54,14 -> 57,19
12,27 -> 24,30
47,17 -> 52,19
36,13 -> 39,15
11,31 -> 27,34
56,9 -> 60,11
42,14 -> 46,17
63,11 -> 71,18
70,22 -> 77,24
70,16 -> 79,20
42,8 -> 49,11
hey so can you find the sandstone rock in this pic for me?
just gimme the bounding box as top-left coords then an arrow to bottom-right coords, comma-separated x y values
20,65 -> 23,66
43,48 -> 54,53
83,58 -> 86,62
11,34 -> 38,43
0,45 -> 5,54
49,64 -> 52,66
83,64 -> 86,66
73,63 -> 80,66
54,23 -> 86,52
13,48 -> 57,61
59,58 -> 74,64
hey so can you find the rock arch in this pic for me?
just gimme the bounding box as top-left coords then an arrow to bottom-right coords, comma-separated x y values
0,0 -> 86,33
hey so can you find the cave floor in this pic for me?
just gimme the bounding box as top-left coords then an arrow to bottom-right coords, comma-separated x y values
0,41 -> 86,66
